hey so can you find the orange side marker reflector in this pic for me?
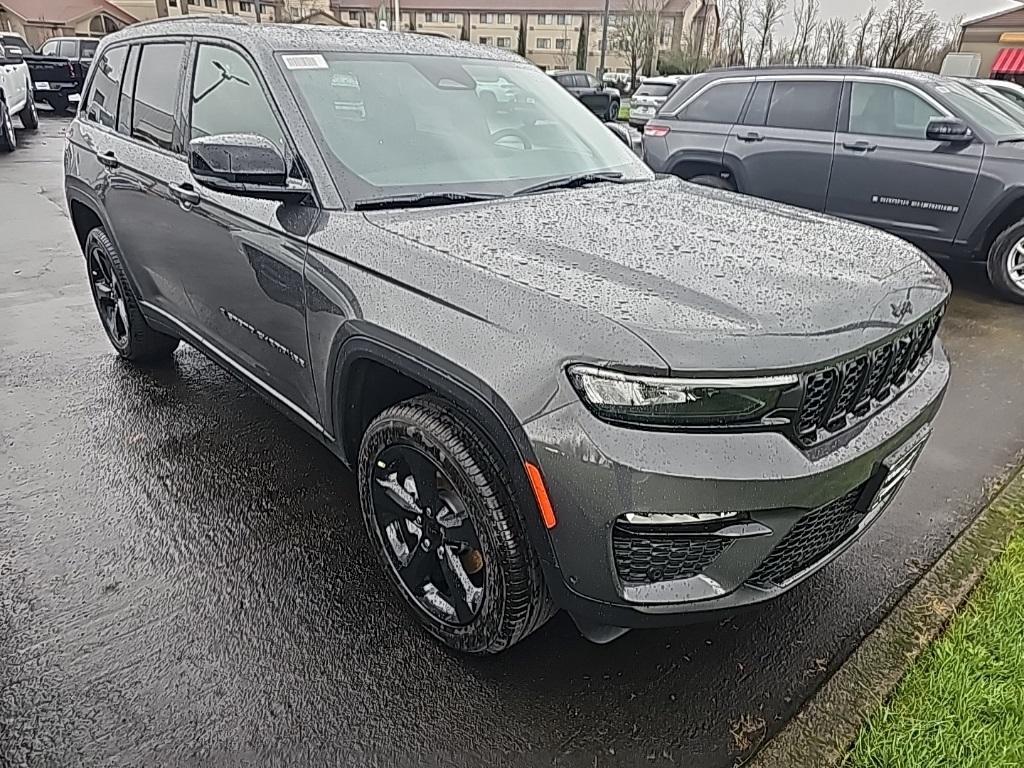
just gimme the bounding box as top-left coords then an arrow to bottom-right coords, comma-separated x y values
525,462 -> 557,530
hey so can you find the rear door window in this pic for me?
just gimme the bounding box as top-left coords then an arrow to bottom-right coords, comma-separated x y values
132,43 -> 185,152
679,81 -> 751,124
766,81 -> 841,132
57,40 -> 77,58
80,40 -> 98,60
83,45 -> 127,129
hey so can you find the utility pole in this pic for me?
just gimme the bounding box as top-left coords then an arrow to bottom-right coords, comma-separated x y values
598,0 -> 610,78
255,0 -> 261,23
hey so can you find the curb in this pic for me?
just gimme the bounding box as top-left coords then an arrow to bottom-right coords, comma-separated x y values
747,460 -> 1024,768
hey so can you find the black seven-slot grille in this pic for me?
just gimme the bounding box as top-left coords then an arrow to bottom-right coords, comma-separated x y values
795,312 -> 941,444
612,523 -> 731,585
746,486 -> 865,589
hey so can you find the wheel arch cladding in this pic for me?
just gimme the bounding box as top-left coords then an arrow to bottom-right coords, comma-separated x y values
980,192 -> 1024,257
329,331 -> 564,577
69,198 -> 104,250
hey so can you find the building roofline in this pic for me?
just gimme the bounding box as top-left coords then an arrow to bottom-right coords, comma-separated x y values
962,3 -> 1024,28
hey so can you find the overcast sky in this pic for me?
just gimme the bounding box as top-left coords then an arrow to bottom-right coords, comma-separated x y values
786,0 -> 1018,28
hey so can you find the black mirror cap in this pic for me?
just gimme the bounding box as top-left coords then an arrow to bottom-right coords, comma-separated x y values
927,116 -> 973,142
606,123 -> 641,156
188,133 -> 310,202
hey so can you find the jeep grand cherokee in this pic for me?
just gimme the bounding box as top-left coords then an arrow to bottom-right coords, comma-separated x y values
65,18 -> 950,653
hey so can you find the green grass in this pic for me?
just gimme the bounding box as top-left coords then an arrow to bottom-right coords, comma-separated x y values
848,517 -> 1024,768
619,103 -> 631,121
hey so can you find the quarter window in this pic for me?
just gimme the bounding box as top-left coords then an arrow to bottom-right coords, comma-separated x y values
83,45 -> 126,129
132,43 -> 185,152
190,44 -> 285,152
766,81 -> 841,132
679,81 -> 751,124
848,81 -> 944,139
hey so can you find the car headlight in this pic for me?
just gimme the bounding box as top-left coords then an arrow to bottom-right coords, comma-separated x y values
567,365 -> 798,427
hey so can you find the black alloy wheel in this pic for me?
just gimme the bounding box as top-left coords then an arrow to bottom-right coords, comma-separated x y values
370,444 -> 486,625
88,239 -> 130,349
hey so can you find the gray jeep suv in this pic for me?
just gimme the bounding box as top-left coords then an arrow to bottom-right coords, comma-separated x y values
643,67 -> 1024,303
65,20 -> 949,653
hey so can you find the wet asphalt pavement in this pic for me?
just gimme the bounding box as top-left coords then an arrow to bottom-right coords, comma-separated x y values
2,116 -> 1024,768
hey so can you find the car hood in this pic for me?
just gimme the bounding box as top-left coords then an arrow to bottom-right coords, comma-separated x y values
365,177 -> 950,372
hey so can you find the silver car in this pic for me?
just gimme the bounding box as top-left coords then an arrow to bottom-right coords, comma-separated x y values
628,75 -> 688,128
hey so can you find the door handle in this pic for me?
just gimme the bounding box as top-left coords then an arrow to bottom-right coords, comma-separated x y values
736,131 -> 764,143
169,182 -> 200,206
842,140 -> 877,153
96,151 -> 118,168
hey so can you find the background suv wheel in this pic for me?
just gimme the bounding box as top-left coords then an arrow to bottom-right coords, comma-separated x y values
0,100 -> 16,152
987,221 -> 1024,304
358,395 -> 554,654
84,228 -> 180,362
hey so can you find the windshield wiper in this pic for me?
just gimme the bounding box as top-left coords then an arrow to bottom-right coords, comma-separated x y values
354,192 -> 501,211
512,171 -> 628,197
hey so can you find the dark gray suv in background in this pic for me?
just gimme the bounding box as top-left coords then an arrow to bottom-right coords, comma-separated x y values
65,20 -> 950,653
643,67 -> 1024,303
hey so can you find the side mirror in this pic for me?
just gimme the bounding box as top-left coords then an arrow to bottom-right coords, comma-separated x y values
606,122 -> 641,156
927,116 -> 973,143
188,134 -> 310,202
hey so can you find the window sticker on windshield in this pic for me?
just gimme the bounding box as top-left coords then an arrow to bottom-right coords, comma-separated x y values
282,54 -> 328,70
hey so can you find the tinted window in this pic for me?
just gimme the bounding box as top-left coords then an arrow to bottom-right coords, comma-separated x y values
116,45 -> 139,135
57,40 -> 77,58
766,81 -> 841,132
849,82 -> 943,138
132,43 -> 184,152
81,40 -> 98,59
190,44 -> 285,151
680,81 -> 751,124
635,83 -> 674,98
0,35 -> 28,54
84,46 -> 126,129
741,81 -> 773,125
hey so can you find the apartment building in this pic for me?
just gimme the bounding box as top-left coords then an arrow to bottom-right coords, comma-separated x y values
110,0 -> 283,23
331,0 -> 718,74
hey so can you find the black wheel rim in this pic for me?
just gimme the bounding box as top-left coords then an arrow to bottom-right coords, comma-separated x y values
87,243 -> 130,347
370,445 -> 486,626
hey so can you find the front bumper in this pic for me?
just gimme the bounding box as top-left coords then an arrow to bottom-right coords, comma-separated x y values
523,344 -> 949,632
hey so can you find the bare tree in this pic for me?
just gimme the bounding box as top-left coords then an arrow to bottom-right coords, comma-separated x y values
613,0 -> 660,92
753,0 -> 787,67
557,22 -> 576,69
719,0 -> 752,66
792,0 -> 819,65
876,0 -> 931,68
822,17 -> 848,65
852,5 -> 877,65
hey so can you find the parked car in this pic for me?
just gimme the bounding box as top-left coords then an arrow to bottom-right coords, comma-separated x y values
0,38 -> 39,151
549,69 -> 620,121
643,67 -> 1024,303
961,79 -> 1024,125
67,20 -> 950,653
628,75 -> 688,128
31,36 -> 98,112
972,78 -> 1024,109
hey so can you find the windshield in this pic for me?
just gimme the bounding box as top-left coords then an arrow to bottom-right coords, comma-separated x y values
935,79 -> 1024,138
968,83 -> 1024,127
281,52 -> 651,204
634,83 -> 675,98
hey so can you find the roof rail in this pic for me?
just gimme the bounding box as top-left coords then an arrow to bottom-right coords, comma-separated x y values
130,13 -> 251,29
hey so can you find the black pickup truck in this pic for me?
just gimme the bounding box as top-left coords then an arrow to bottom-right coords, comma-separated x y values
0,34 -> 95,113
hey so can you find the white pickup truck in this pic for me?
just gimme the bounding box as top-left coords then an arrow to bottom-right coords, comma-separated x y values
0,38 -> 39,152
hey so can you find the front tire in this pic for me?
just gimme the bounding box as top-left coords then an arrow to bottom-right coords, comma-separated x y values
0,100 -> 16,152
84,228 -> 179,362
607,99 -> 620,122
358,395 -> 554,654
18,90 -> 38,130
987,221 -> 1024,304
